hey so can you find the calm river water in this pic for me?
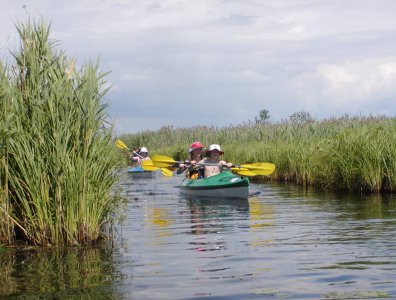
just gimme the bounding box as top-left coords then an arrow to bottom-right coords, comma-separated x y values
1,170 -> 396,299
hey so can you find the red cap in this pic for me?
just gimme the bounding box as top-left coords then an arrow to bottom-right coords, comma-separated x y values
189,141 -> 203,153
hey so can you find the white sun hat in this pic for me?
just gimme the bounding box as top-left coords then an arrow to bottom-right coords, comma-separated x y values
206,144 -> 224,155
139,147 -> 149,153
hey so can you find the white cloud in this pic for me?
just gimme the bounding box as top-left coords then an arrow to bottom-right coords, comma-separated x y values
291,58 -> 396,114
121,74 -> 153,82
2,0 -> 396,132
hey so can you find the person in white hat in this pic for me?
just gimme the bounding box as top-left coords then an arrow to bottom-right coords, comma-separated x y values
198,144 -> 233,178
131,146 -> 150,166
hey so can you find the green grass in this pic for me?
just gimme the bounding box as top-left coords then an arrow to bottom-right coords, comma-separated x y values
0,20 -> 120,246
119,115 -> 396,193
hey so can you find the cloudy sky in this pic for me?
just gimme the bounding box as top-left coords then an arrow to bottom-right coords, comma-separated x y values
1,0 -> 396,134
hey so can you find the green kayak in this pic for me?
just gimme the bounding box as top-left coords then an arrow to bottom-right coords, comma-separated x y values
180,171 -> 249,199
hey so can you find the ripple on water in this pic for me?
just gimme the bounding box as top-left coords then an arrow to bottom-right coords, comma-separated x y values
2,175 -> 396,299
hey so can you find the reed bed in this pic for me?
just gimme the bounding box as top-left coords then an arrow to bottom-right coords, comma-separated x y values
0,62 -> 14,244
119,115 -> 396,193
0,20 -> 119,245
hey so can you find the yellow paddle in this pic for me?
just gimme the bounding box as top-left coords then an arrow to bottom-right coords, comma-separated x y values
231,169 -> 257,176
238,163 -> 276,176
115,139 -> 131,151
141,160 -> 173,177
150,155 -> 275,177
115,139 -> 173,177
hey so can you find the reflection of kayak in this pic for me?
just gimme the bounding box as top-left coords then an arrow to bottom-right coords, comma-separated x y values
127,166 -> 156,178
180,171 -> 249,199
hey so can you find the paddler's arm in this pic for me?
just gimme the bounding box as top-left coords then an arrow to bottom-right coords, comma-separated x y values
177,160 -> 191,174
219,160 -> 233,170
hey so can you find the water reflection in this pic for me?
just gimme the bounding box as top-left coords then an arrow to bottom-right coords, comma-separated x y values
333,193 -> 396,220
0,246 -> 118,298
248,197 -> 274,248
248,197 -> 274,229
2,174 -> 396,299
182,197 -> 249,256
187,197 -> 249,236
145,206 -> 173,244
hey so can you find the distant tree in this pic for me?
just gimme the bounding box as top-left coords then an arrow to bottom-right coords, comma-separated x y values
255,109 -> 270,125
289,110 -> 314,124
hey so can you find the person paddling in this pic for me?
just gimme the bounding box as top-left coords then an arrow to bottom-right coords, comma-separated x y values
131,147 -> 150,167
199,144 -> 233,178
177,141 -> 204,179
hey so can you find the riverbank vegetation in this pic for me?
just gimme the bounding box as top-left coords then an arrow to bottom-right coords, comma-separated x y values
119,113 -> 396,193
0,21 -> 119,245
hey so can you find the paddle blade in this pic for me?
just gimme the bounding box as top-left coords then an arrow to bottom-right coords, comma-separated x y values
231,167 -> 249,172
151,155 -> 178,164
243,163 -> 275,169
150,154 -> 181,167
233,169 -> 257,177
141,161 -> 172,176
142,165 -> 160,171
160,168 -> 173,177
151,161 -> 176,168
240,163 -> 276,176
141,160 -> 160,171
115,139 -> 130,151
141,165 -> 160,171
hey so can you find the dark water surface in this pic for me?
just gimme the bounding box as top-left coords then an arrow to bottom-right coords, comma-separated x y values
1,171 -> 396,299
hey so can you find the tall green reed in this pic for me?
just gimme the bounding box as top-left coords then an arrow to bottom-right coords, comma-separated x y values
0,62 -> 15,243
119,115 -> 396,193
1,20 -> 119,245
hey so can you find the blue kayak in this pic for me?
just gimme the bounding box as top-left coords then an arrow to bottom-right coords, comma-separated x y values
127,166 -> 156,178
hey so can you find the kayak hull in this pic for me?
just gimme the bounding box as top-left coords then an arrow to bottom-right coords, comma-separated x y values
180,171 -> 249,199
127,166 -> 156,178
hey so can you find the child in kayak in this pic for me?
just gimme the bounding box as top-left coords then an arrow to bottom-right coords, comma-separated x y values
131,147 -> 150,167
199,144 -> 233,178
177,141 -> 205,179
